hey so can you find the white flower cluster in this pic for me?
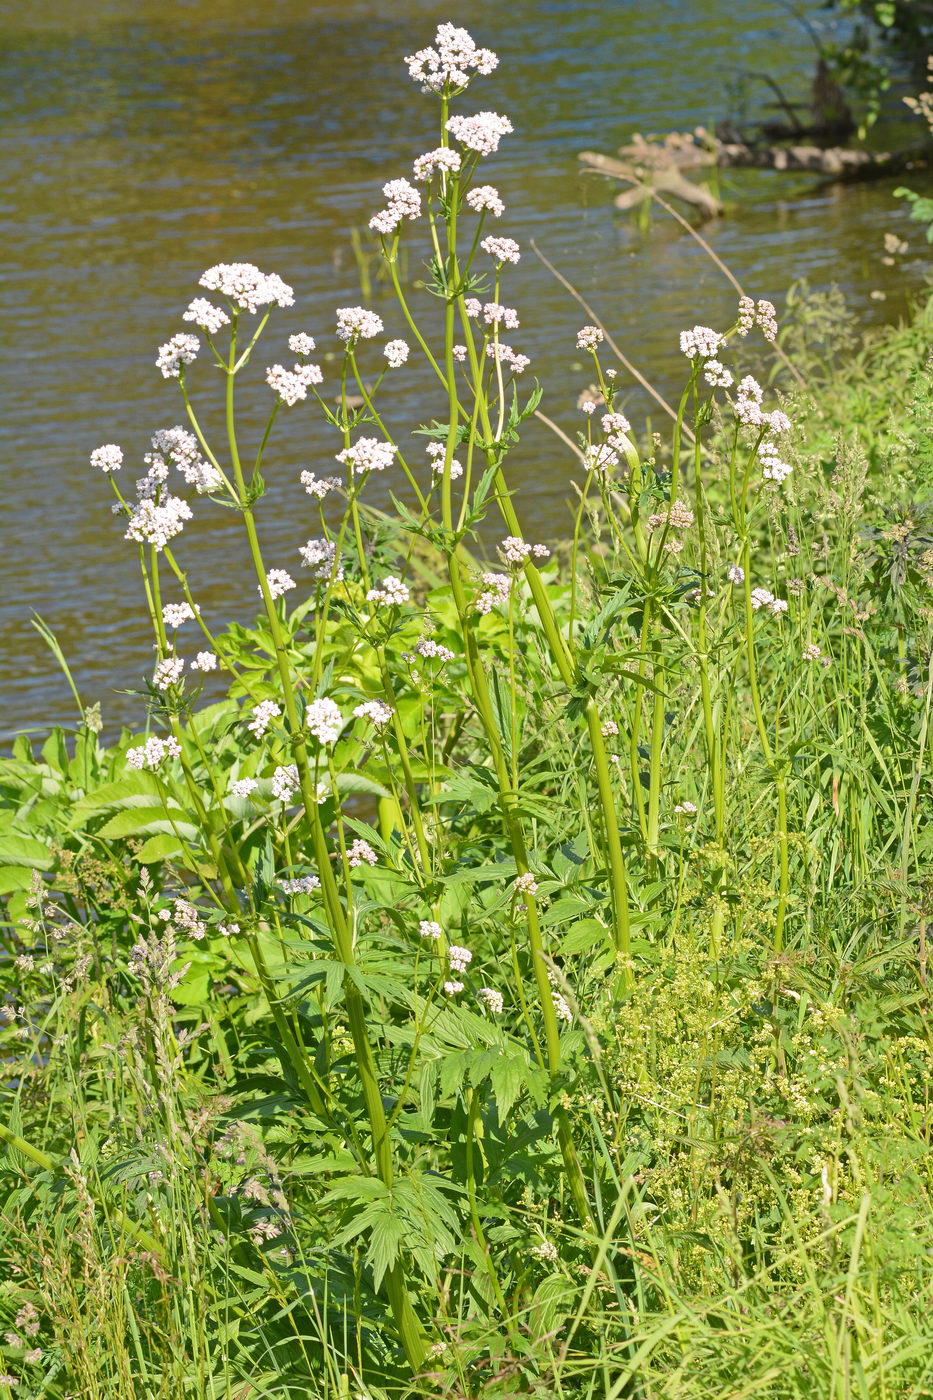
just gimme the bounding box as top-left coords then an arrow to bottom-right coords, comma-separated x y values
448,944 -> 472,973
384,339 -> 410,367
582,443 -> 619,474
576,325 -> 604,351
279,873 -> 320,895
336,437 -> 396,474
126,735 -> 182,770
405,23 -> 498,93
162,601 -> 198,627
803,642 -> 822,661
190,650 -> 217,672
481,235 -> 520,264
475,571 -> 510,614
759,440 -> 793,483
264,568 -> 296,599
485,342 -> 529,374
124,494 -> 193,550
148,426 -> 221,494
413,146 -> 462,180
171,898 -> 207,941
679,325 -> 723,359
704,359 -> 733,388
271,764 -> 300,801
482,302 -> 519,329
514,871 -> 538,895
370,178 -> 422,237
728,564 -> 745,584
443,981 -> 464,996
348,839 -> 378,867
354,699 -> 394,728
446,110 -> 513,156
366,575 -> 410,606
601,719 -> 619,737
306,697 -> 344,745
419,919 -> 443,940
199,262 -> 294,313
647,499 -> 695,533
153,656 -> 184,690
248,699 -> 281,738
336,306 -> 384,343
183,298 -> 230,335
299,537 -> 342,582
674,800 -> 697,816
265,361 -> 322,406
466,184 -> 504,216
426,442 -> 463,479
737,295 -> 777,341
477,986 -> 503,1013
750,588 -> 788,614
300,471 -> 341,499
90,443 -> 123,473
230,777 -> 258,798
156,332 -> 199,379
552,991 -> 572,1022
734,375 -> 793,435
289,332 -> 316,355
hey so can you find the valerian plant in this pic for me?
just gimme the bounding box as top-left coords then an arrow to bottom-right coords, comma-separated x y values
3,21 -> 933,1400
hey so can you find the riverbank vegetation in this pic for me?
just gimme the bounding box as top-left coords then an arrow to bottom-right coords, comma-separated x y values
3,23 -> 933,1399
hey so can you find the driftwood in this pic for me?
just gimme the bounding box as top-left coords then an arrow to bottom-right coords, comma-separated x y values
579,126 -> 930,220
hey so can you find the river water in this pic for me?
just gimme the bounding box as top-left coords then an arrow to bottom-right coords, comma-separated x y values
0,0 -> 921,736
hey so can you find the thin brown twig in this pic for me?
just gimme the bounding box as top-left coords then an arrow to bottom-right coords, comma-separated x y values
534,407 -> 585,460
529,238 -> 696,442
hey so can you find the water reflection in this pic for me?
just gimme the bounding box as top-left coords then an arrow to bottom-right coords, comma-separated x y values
0,0 -> 919,734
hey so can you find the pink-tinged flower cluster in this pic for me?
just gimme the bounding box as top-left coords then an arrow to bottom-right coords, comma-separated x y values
91,444 -> 123,473
446,111 -> 513,156
300,471 -> 341,499
367,575 -> 410,606
415,637 -> 455,663
679,325 -> 723,359
466,184 -> 504,216
602,411 -> 631,447
153,656 -> 184,690
248,699 -> 281,738
734,375 -> 793,435
289,332 -> 316,355
582,443 -> 619,474
299,537 -> 342,582
271,764 -> 300,801
498,536 -> 549,565
336,437 -> 397,474
482,302 -> 519,329
336,306 -> 383,343
475,571 -> 511,614
148,426 -> 221,494
264,568 -> 296,599
728,564 -> 745,584
426,442 -> 463,479
419,919 -> 443,940
183,298 -> 230,335
354,699 -> 394,728
279,873 -> 320,895
156,332 -> 199,379
306,697 -> 344,745
737,295 -> 778,341
576,325 -> 604,351
405,23 -> 498,93
126,735 -> 182,770
384,339 -> 410,367
230,777 -> 258,798
750,587 -> 788,614
413,147 -> 462,180
265,362 -> 322,406
514,871 -> 538,895
348,838 -> 378,867
369,178 -> 423,236
481,235 -> 520,264
199,262 -> 294,313
485,342 -> 529,374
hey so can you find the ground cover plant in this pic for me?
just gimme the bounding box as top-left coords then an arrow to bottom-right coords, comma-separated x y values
3,21 -> 933,1399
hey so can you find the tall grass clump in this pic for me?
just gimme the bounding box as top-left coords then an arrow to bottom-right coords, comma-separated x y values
3,22 -> 933,1399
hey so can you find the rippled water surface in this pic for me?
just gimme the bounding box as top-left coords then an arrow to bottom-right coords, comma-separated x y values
0,0 -> 920,735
